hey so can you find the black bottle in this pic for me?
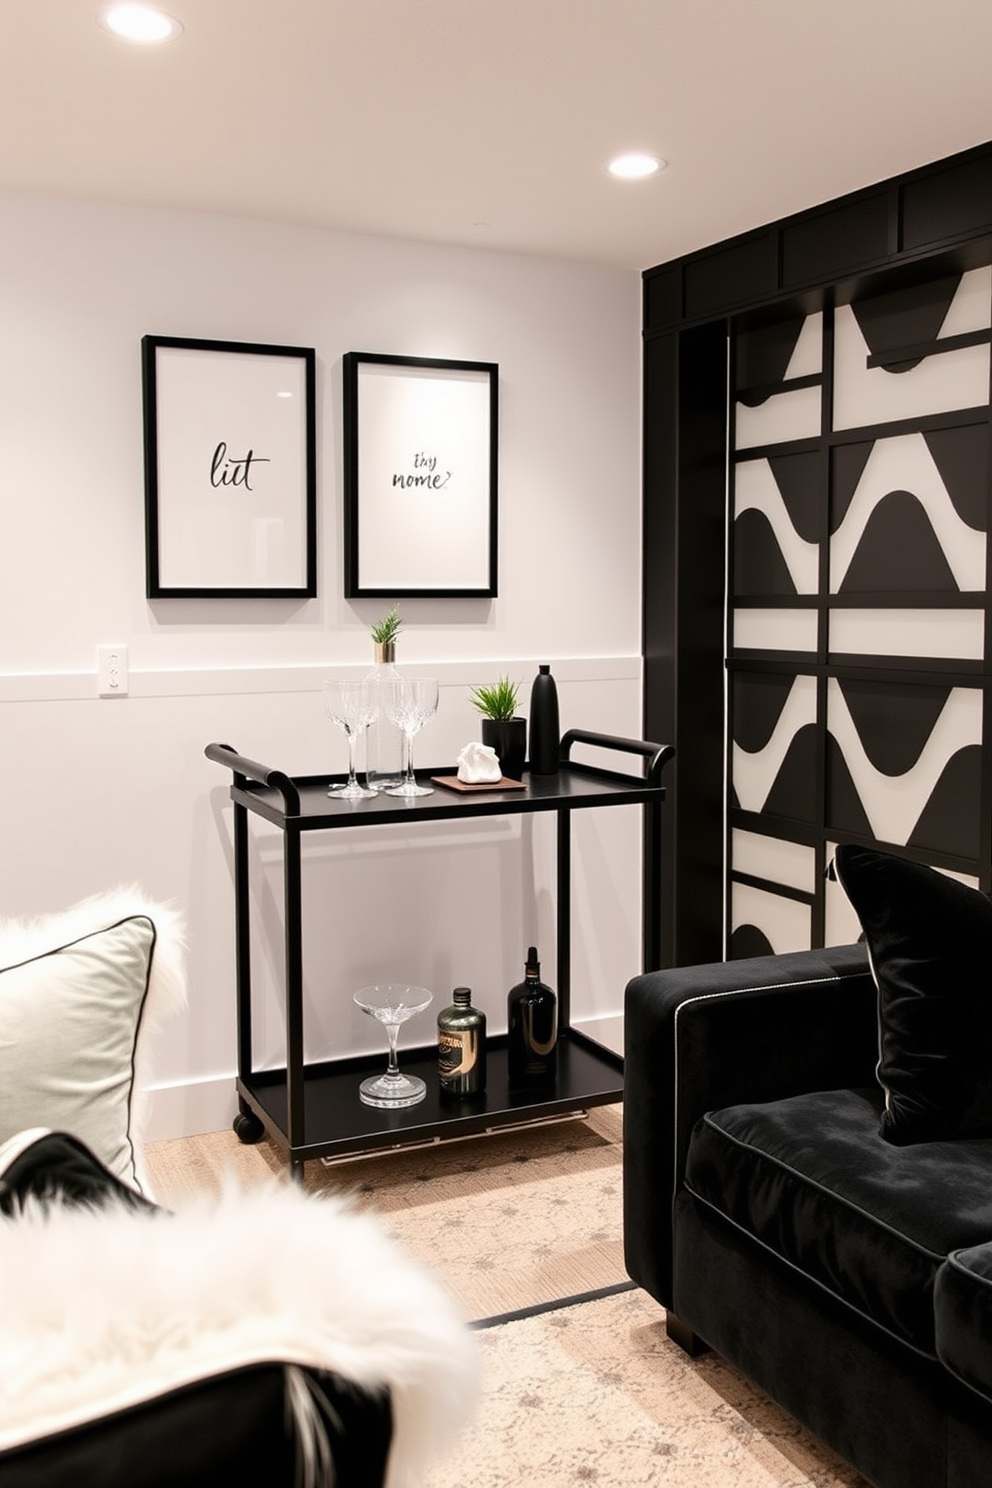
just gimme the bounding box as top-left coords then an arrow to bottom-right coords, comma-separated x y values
528,665 -> 560,776
507,946 -> 558,1088
437,987 -> 487,1097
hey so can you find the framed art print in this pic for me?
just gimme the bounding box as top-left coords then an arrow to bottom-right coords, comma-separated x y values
142,335 -> 317,598
343,352 -> 498,598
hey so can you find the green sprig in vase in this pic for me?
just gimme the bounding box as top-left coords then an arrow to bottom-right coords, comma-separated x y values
364,607 -> 405,792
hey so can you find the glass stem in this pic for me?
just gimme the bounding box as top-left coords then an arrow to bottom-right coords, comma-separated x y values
384,1021 -> 400,1077
404,731 -> 416,787
346,730 -> 358,788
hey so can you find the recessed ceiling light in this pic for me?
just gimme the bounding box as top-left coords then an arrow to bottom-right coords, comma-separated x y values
97,5 -> 183,43
606,153 -> 665,180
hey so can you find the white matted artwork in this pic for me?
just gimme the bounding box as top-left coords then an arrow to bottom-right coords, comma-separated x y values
142,336 -> 316,598
343,352 -> 498,598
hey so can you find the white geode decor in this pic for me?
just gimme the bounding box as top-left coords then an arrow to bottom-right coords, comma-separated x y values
456,741 -> 503,783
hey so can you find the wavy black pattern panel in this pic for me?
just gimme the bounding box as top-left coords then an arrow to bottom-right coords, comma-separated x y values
733,510 -> 799,595
908,746 -> 984,858
835,678 -> 951,776
829,431 -> 987,595
736,316 -> 807,398
760,725 -> 819,824
729,270 -> 990,952
730,924 -> 775,959
851,275 -> 961,372
839,492 -> 960,592
767,452 -> 823,543
924,425 -> 989,530
826,679 -> 982,850
732,672 -> 800,753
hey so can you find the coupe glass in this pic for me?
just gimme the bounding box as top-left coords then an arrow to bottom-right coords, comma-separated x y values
353,984 -> 433,1108
322,679 -> 377,799
384,678 -> 439,797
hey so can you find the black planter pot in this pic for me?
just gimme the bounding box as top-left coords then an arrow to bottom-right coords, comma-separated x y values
481,717 -> 527,781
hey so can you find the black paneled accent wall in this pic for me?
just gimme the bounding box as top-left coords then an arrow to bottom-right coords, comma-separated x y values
643,142 -> 992,967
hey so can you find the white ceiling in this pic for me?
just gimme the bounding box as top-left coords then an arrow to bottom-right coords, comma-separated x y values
3,0 -> 992,272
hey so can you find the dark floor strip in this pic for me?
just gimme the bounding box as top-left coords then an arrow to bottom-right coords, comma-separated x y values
471,1279 -> 638,1331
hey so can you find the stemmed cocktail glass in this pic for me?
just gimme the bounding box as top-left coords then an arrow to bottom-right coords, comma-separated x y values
322,679 -> 377,799
353,985 -> 433,1107
384,678 -> 439,797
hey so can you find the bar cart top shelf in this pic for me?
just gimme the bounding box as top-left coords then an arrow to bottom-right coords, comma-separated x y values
205,729 -> 674,831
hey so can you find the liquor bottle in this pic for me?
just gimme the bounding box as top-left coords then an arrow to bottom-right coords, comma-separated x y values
528,665 -> 560,776
364,639 -> 405,792
437,987 -> 487,1097
507,946 -> 558,1088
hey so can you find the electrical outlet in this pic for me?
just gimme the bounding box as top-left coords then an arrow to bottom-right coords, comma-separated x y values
97,644 -> 129,697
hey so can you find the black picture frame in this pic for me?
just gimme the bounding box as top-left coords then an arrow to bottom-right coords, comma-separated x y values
343,352 -> 498,598
142,335 -> 317,598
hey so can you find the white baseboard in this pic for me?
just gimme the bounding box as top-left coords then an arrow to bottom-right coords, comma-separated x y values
142,1075 -> 239,1142
573,1014 -> 623,1057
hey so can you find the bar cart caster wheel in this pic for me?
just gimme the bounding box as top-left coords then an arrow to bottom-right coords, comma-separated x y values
233,1111 -> 264,1144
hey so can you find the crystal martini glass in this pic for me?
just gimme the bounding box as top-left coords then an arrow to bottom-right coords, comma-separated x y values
353,984 -> 433,1107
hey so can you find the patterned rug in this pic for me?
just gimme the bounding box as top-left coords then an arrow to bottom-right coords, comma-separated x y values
428,1288 -> 869,1488
145,1109 -> 870,1485
143,1106 -> 626,1321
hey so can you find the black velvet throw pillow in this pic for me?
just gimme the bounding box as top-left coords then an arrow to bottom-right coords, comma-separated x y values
833,844 -> 992,1145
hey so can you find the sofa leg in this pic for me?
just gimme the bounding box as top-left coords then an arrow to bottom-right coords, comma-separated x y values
665,1310 -> 709,1357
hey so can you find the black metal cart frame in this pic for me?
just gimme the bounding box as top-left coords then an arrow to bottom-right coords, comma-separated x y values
206,730 -> 673,1174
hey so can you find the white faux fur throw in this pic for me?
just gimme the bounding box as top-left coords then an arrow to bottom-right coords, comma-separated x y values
0,1179 -> 478,1487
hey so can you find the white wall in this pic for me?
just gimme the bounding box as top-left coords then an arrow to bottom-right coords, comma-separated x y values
0,191 -> 644,1138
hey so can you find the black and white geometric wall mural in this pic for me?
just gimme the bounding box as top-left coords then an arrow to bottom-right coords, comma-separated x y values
728,265 -> 992,957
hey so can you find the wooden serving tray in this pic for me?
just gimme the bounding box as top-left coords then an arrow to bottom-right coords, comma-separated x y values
430,775 -> 526,792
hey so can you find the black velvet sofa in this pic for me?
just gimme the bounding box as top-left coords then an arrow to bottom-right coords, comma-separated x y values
623,845 -> 992,1488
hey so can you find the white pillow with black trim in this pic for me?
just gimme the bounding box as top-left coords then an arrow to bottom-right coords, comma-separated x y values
0,889 -> 186,1194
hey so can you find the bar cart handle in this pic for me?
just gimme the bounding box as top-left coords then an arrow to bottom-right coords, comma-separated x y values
204,742 -> 302,817
559,729 -> 675,787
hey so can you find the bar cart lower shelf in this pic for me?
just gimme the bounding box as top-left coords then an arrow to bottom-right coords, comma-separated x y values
236,1030 -> 624,1163
206,729 -> 673,1176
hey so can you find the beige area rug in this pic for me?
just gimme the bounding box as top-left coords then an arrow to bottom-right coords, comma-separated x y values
428,1288 -> 869,1488
143,1106 -> 626,1321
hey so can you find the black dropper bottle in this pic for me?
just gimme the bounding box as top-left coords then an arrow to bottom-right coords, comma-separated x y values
507,946 -> 558,1088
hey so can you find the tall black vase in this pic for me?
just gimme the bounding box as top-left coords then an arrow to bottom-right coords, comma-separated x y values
481,717 -> 526,781
528,665 -> 560,775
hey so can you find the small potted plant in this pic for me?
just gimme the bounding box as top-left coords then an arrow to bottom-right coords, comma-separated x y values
469,676 -> 526,780
366,607 -> 404,791
369,606 -> 402,661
